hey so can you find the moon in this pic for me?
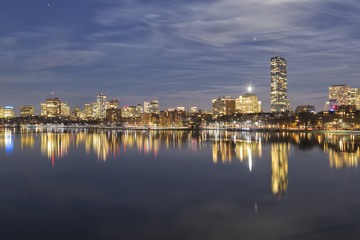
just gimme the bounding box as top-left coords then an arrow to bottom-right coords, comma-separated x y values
253,37 -> 256,41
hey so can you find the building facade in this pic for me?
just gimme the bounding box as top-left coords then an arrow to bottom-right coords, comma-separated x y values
109,99 -> 120,109
97,93 -> 107,118
235,93 -> 261,114
212,96 -> 236,116
271,56 -> 290,113
329,84 -> 350,106
0,106 -> 15,118
348,88 -> 360,110
20,105 -> 35,117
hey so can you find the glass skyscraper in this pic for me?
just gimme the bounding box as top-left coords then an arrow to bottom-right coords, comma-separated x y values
271,56 -> 289,113
97,93 -> 107,118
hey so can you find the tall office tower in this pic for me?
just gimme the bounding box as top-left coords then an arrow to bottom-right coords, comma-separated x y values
97,93 -> 107,118
20,105 -> 35,117
271,56 -> 289,113
45,97 -> 61,117
84,104 -> 92,118
109,99 -> 120,109
60,102 -> 70,117
91,102 -> 98,118
148,99 -> 159,113
348,88 -> 360,109
329,84 -> 350,106
143,101 -> 149,113
212,96 -> 236,116
41,102 -> 47,116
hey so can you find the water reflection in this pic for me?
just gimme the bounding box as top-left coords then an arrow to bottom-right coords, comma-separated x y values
271,143 -> 289,196
1,128 -> 360,171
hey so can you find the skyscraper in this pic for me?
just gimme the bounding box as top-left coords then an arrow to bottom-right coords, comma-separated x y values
144,99 -> 159,114
42,97 -> 61,117
84,104 -> 92,118
348,88 -> 360,109
97,93 -> 107,118
329,84 -> 350,106
271,56 -> 289,113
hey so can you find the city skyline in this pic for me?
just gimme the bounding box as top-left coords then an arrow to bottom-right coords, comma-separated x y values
0,1 -> 359,113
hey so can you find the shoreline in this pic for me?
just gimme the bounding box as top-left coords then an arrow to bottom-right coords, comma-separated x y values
4,124 -> 360,134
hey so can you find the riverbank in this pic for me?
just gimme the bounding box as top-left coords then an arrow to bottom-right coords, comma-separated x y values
8,124 -> 360,134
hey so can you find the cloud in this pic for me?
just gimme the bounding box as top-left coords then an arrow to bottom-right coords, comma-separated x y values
1,0 -> 360,112
25,50 -> 105,70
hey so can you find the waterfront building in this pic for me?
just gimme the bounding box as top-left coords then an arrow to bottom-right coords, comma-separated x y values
40,97 -> 70,118
97,93 -> 107,118
329,84 -> 350,106
271,56 -> 290,112
0,106 -> 15,118
60,102 -> 70,117
348,88 -> 360,110
236,92 -> 261,114
144,101 -> 149,113
91,102 -> 98,118
20,105 -> 35,117
41,97 -> 61,117
84,104 -> 92,118
212,96 -> 236,116
40,102 -> 47,116
144,100 -> 159,114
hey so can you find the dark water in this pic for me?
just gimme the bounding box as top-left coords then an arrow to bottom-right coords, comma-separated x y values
1,128 -> 360,239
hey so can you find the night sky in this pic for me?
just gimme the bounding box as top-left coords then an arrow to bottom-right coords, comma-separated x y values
0,0 -> 359,114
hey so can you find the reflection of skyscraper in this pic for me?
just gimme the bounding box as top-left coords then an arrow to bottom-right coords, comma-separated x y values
271,56 -> 289,113
271,143 -> 289,196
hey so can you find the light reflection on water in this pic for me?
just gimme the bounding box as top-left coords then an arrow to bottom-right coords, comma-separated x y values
0,128 -> 360,239
1,128 -> 360,195
2,128 -> 360,168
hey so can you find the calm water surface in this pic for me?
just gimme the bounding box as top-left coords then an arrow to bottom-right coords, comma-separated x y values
1,128 -> 360,239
